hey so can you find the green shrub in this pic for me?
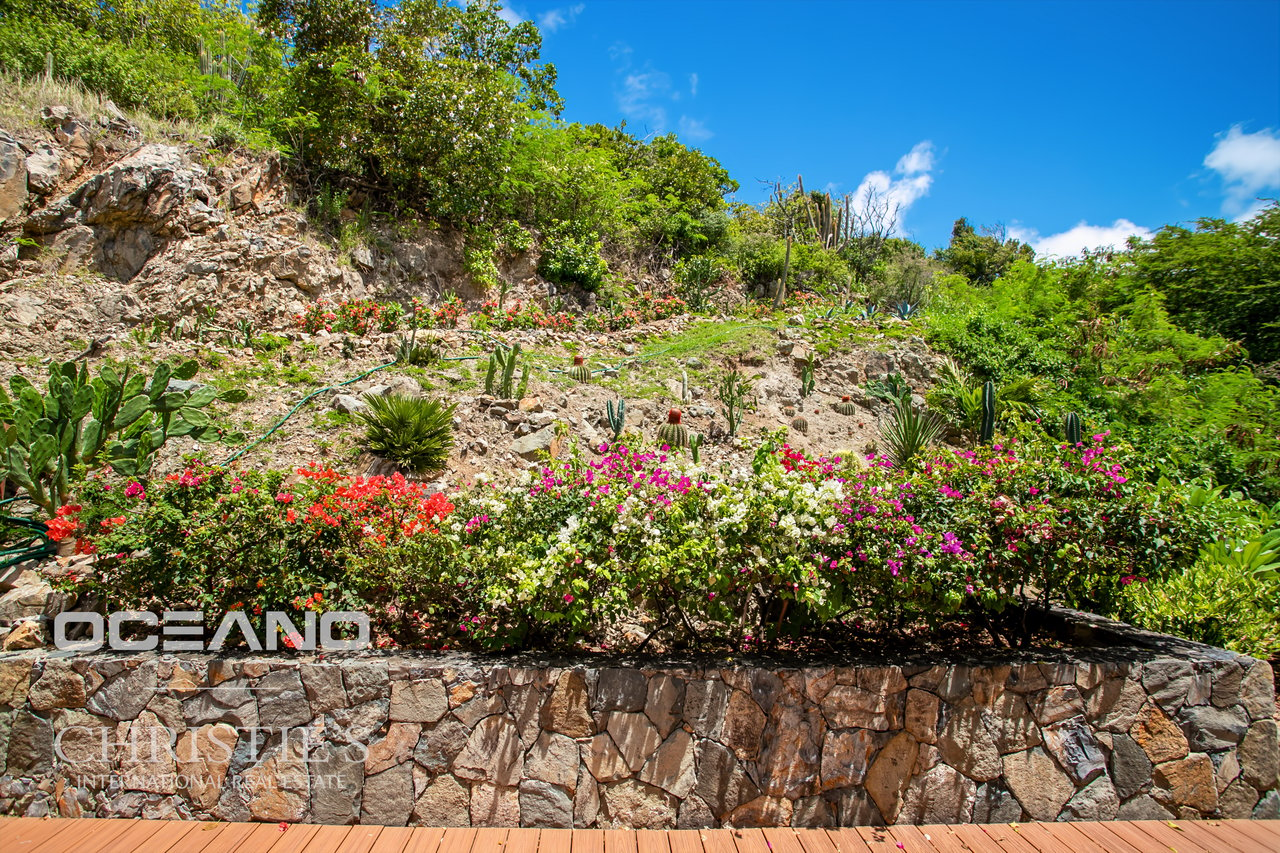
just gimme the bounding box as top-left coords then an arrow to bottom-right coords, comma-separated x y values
356,394 -> 455,474
537,230 -> 608,291
1115,560 -> 1280,658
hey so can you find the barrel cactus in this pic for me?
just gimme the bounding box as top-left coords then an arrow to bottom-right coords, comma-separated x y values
656,408 -> 689,448
782,405 -> 796,418
568,356 -> 592,383
791,415 -> 809,434
834,395 -> 858,416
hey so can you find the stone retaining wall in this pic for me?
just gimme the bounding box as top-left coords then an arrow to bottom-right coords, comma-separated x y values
0,636 -> 1277,827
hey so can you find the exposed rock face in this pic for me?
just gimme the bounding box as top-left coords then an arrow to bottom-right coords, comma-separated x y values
0,648 -> 1272,827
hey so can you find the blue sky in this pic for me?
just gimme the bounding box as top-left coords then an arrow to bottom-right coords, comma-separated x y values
495,0 -> 1280,254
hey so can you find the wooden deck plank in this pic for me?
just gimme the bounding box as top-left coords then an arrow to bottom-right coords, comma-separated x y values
1024,821 -> 1115,853
502,828 -> 540,853
436,827 -> 478,853
95,819 -> 170,853
337,826 -> 385,853
402,827 -> 447,853
1171,819 -> 1255,853
1128,819 -> 1217,852
166,820 -> 260,853
792,828 -> 841,853
572,829 -> 606,853
761,828 -> 806,853
1218,818 -> 1280,847
539,828 -> 574,853
45,818 -> 143,853
128,819 -> 199,852
666,830 -> 704,853
26,819 -> 120,853
634,828 -> 671,853
1064,821 -> 1149,853
471,827 -> 509,852
8,816 -> 73,850
695,828 -> 738,853
948,824 -> 1029,853
301,826 -> 357,853
731,828 -> 769,852
266,823 -> 325,853
822,828 -> 873,853
892,824 -> 966,853
1006,822 -> 1083,853
852,827 -> 902,853
367,826 -> 415,853
602,828 -> 638,853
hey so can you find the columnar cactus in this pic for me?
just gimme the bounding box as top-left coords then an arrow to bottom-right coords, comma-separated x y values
980,380 -> 996,444
1064,411 -> 1082,446
834,395 -> 858,416
568,356 -> 592,383
656,408 -> 689,448
606,398 -> 626,441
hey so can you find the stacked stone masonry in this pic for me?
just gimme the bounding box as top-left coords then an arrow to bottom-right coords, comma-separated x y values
0,650 -> 1276,828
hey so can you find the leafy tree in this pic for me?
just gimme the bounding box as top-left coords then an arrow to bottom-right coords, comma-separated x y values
936,217 -> 1036,286
1126,201 -> 1280,362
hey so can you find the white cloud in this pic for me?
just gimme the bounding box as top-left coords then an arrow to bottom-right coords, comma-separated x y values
1204,124 -> 1280,219
895,141 -> 934,176
617,71 -> 670,129
611,47 -> 710,141
678,116 -> 712,143
689,73 -> 699,97
495,3 -> 523,25
1008,219 -> 1154,258
850,141 -> 936,232
538,3 -> 584,33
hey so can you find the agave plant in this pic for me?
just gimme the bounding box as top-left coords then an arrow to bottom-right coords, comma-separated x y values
878,396 -> 945,470
356,394 -> 456,474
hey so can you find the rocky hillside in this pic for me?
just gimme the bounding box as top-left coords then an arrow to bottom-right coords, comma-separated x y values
0,103 -> 944,492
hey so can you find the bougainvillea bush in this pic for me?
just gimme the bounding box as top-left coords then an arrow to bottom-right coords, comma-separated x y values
297,299 -> 405,335
58,434 -> 1219,652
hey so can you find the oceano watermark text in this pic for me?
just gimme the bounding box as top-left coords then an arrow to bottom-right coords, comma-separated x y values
53,610 -> 371,651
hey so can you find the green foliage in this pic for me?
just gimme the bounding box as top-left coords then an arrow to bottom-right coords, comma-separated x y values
936,218 -> 1036,286
878,397 -> 944,470
0,359 -> 245,514
1115,560 -> 1280,658
1127,202 -> 1280,362
926,251 -> 1280,500
355,394 -> 455,473
536,228 -> 608,291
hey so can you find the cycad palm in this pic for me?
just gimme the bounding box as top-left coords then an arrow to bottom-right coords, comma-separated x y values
356,394 -> 456,473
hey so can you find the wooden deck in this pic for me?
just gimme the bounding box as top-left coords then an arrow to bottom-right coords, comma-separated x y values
4,817 -> 1280,853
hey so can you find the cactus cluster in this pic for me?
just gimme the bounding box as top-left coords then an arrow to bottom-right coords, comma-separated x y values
799,354 -> 816,398
567,356 -> 592,383
484,344 -> 528,399
0,360 -> 246,515
656,409 -> 689,448
689,432 -> 704,464
791,415 -> 809,434
834,395 -> 859,416
606,399 -> 626,441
